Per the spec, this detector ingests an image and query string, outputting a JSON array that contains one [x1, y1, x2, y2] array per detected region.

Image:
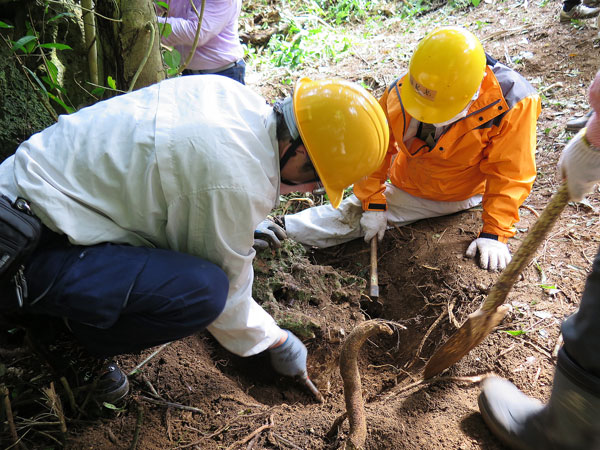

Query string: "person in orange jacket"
[[284, 26, 541, 271]]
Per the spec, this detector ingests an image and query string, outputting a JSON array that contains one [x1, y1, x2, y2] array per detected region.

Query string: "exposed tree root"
[[338, 320, 393, 450]]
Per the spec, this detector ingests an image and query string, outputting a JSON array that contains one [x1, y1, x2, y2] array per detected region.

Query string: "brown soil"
[[2, 1, 600, 449]]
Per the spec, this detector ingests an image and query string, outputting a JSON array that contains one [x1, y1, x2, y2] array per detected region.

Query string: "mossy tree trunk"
[[0, 0, 166, 161], [96, 0, 165, 93]]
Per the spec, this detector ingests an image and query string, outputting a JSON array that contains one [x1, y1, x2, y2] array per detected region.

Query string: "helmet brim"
[[401, 80, 472, 124], [293, 77, 388, 210]]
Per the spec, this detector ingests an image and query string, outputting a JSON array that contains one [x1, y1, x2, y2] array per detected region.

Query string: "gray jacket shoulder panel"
[[490, 60, 537, 109]]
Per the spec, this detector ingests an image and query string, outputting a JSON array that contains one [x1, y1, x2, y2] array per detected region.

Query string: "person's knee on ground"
[[157, 257, 229, 336], [68, 251, 229, 357], [73, 257, 228, 405], [478, 348, 600, 449]]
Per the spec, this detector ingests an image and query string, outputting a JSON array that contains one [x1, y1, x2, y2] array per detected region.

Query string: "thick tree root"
[[338, 320, 393, 450]]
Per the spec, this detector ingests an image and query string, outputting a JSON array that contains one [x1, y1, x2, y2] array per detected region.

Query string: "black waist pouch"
[[0, 195, 42, 306]]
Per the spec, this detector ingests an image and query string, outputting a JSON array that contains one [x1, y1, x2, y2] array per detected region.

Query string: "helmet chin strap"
[[431, 87, 481, 127]]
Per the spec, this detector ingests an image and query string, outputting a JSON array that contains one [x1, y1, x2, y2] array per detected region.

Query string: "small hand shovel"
[[423, 183, 570, 379]]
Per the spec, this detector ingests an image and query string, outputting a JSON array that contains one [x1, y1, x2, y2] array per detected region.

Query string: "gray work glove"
[[268, 330, 308, 378], [466, 237, 512, 271], [253, 218, 287, 251]]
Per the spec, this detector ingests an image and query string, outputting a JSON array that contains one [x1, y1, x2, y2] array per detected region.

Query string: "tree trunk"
[[96, 0, 165, 93]]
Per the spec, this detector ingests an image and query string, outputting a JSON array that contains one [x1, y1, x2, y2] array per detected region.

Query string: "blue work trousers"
[[2, 229, 228, 357]]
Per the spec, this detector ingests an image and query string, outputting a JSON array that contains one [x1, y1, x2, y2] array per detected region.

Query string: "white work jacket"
[[0, 75, 283, 356]]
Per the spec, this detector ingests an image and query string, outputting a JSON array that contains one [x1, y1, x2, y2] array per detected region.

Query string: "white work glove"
[[268, 330, 308, 378], [253, 218, 287, 251], [360, 211, 387, 243], [558, 71, 600, 201], [466, 237, 512, 271]]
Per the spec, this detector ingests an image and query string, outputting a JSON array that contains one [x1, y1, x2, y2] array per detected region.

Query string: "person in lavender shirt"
[[156, 0, 245, 84]]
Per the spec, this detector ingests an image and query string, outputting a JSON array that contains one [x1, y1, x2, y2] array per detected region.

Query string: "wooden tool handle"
[[482, 183, 570, 312], [369, 237, 379, 298]]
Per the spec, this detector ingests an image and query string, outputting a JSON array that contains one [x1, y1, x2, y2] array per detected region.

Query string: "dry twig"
[[129, 402, 144, 450], [2, 385, 26, 449], [406, 300, 455, 370], [225, 415, 274, 450], [385, 374, 487, 400], [43, 382, 67, 444], [326, 412, 348, 439], [219, 393, 263, 408], [517, 337, 553, 360], [129, 342, 171, 376], [520, 204, 540, 218], [59, 376, 83, 416], [269, 431, 304, 450], [140, 395, 204, 414]]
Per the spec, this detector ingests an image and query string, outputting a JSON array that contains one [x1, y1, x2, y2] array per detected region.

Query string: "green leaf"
[[47, 93, 74, 114], [158, 22, 172, 39], [12, 35, 37, 53], [155, 1, 170, 9], [103, 402, 126, 411], [107, 76, 117, 90], [91, 87, 105, 97], [39, 43, 73, 50], [539, 284, 557, 289], [0, 20, 14, 28], [41, 75, 58, 91], [501, 330, 526, 336], [163, 48, 181, 70], [46, 60, 59, 85], [23, 67, 48, 93], [471, 0, 481, 5]]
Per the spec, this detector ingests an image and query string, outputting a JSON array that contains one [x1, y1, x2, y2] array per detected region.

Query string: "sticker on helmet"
[[410, 74, 437, 101]]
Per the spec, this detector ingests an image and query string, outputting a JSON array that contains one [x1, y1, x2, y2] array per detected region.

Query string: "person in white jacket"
[[478, 71, 600, 449], [0, 75, 388, 403]]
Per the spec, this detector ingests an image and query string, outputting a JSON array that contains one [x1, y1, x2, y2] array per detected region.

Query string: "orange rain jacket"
[[354, 55, 541, 243]]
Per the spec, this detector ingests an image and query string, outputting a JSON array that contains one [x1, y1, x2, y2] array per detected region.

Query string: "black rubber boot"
[[94, 361, 130, 404], [566, 110, 593, 132], [478, 366, 600, 449]]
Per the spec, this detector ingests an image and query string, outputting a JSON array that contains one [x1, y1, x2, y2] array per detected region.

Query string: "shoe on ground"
[[479, 368, 600, 449], [566, 110, 593, 132], [478, 377, 547, 450], [560, 4, 600, 21], [95, 361, 129, 404]]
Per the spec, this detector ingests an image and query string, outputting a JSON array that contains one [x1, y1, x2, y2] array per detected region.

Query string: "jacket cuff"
[[479, 231, 509, 243], [365, 202, 387, 212]]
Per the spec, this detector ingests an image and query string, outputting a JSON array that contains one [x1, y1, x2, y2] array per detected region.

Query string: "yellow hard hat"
[[293, 77, 389, 208], [401, 26, 486, 124]]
